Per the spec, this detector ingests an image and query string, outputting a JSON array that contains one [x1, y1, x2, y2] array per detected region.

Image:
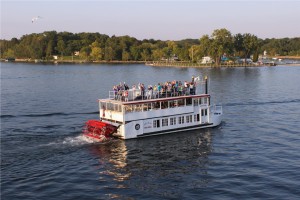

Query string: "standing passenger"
[[184, 81, 188, 95], [113, 85, 118, 100], [147, 85, 153, 99], [190, 83, 195, 95], [178, 85, 183, 96], [141, 84, 145, 98], [124, 90, 129, 102], [153, 85, 157, 98], [157, 83, 162, 98], [124, 82, 129, 90]]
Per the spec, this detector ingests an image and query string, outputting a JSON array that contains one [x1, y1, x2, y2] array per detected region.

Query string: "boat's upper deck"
[[97, 77, 212, 115], [100, 76, 209, 105]]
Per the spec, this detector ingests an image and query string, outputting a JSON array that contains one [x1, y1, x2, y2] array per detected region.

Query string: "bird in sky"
[[32, 16, 42, 23]]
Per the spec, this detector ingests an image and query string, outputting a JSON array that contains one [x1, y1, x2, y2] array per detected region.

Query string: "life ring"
[[135, 124, 140, 130]]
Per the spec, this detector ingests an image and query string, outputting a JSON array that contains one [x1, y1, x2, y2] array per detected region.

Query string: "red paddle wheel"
[[83, 120, 118, 141]]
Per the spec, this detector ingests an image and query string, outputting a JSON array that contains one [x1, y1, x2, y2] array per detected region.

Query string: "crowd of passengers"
[[113, 77, 197, 101]]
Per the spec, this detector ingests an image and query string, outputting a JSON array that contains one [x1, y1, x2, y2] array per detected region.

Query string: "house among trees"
[[201, 56, 214, 64], [161, 54, 179, 61], [170, 54, 179, 61]]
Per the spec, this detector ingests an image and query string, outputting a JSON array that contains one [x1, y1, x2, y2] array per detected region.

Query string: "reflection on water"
[[88, 139, 130, 180], [88, 130, 214, 198]]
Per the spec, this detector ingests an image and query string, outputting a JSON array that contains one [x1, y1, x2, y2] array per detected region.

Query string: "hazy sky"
[[1, 0, 300, 40]]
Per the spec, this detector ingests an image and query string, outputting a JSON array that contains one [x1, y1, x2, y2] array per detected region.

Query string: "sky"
[[1, 0, 300, 40]]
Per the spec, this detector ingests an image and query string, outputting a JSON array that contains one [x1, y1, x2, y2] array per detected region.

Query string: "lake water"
[[1, 62, 300, 199]]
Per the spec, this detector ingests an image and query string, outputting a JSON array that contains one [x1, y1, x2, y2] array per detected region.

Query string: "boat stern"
[[83, 120, 118, 142], [211, 105, 223, 126]]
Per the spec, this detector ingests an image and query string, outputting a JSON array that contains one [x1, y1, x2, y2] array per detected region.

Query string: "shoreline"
[[0, 58, 147, 64], [145, 61, 300, 67], [1, 59, 299, 67]]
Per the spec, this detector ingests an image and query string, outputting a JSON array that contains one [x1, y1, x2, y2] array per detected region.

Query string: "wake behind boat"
[[83, 76, 223, 141]]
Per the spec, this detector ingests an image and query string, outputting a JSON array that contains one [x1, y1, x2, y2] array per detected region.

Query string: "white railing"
[[107, 89, 200, 102]]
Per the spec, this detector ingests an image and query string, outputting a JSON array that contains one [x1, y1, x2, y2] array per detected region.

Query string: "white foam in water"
[[62, 135, 115, 146], [41, 135, 98, 147], [62, 135, 96, 146]]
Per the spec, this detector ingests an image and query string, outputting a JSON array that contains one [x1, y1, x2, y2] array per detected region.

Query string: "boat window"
[[124, 105, 133, 113], [161, 101, 168, 109], [107, 103, 114, 111], [193, 98, 199, 106], [173, 100, 178, 107], [114, 104, 122, 112], [153, 119, 160, 128], [106, 103, 109, 110], [186, 115, 192, 123], [177, 99, 184, 107], [201, 109, 208, 116], [186, 98, 192, 106], [194, 114, 200, 122], [142, 104, 148, 112], [162, 118, 168, 127], [169, 100, 176, 108], [202, 97, 208, 105], [151, 102, 160, 110], [134, 104, 143, 112], [170, 117, 176, 125], [100, 102, 106, 110], [178, 116, 184, 124], [144, 103, 151, 111]]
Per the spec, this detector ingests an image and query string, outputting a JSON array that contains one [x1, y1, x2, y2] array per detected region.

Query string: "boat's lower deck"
[[110, 106, 222, 139]]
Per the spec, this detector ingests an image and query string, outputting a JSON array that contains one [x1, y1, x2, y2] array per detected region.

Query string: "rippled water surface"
[[1, 63, 300, 199]]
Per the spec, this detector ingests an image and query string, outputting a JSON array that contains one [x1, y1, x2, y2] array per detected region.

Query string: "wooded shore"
[[3, 59, 299, 67], [0, 56, 300, 68]]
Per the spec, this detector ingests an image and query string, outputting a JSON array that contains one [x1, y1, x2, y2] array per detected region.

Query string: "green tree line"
[[1, 29, 299, 62]]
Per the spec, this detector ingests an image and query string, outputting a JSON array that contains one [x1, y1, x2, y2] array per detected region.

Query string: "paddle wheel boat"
[[83, 76, 222, 141]]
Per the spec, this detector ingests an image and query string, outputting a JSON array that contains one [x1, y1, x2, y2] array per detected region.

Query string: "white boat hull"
[[111, 105, 222, 139]]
